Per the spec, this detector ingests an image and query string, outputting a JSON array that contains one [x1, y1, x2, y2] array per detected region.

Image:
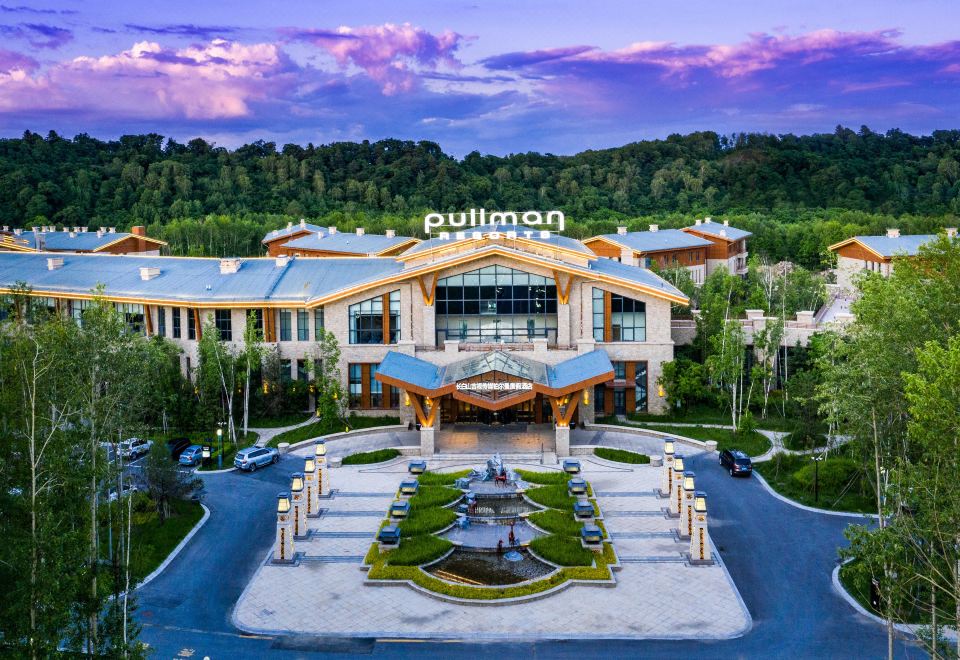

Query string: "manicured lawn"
[[408, 485, 462, 509], [611, 420, 771, 457], [417, 469, 471, 486], [267, 414, 400, 448], [528, 509, 583, 536], [385, 534, 453, 565], [524, 484, 577, 511], [342, 448, 400, 465], [515, 469, 570, 485], [126, 498, 204, 582], [248, 412, 314, 428], [594, 447, 650, 464], [397, 508, 458, 536], [753, 453, 877, 513], [624, 404, 817, 433], [529, 534, 595, 566], [782, 433, 829, 451]]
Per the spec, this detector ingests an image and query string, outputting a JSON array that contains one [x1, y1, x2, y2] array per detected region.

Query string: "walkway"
[[436, 423, 555, 454], [250, 414, 319, 448]]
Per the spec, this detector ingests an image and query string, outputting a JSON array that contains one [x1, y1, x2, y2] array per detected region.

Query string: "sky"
[[0, 0, 957, 156]]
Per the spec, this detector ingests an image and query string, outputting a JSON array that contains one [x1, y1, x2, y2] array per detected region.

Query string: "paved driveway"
[[136, 429, 919, 659]]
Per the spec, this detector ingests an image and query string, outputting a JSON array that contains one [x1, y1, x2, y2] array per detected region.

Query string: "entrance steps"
[[429, 452, 560, 465]]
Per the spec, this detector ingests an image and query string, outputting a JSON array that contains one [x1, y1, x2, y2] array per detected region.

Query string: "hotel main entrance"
[[440, 394, 575, 426]]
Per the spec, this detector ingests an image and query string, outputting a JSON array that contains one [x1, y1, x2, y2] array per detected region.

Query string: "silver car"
[[234, 446, 279, 472]]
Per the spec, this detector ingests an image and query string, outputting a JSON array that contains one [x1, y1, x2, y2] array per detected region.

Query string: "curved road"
[[136, 432, 921, 659]]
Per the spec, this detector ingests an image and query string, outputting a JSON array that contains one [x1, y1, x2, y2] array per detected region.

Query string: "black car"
[[166, 437, 191, 460], [719, 449, 752, 477]]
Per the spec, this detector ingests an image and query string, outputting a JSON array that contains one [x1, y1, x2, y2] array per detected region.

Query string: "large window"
[[157, 307, 166, 337], [279, 310, 291, 341], [116, 303, 144, 335], [297, 309, 308, 341], [215, 309, 232, 341], [349, 291, 400, 344], [435, 265, 557, 344], [187, 309, 196, 340], [280, 359, 292, 383], [297, 359, 308, 381], [369, 363, 383, 408], [314, 307, 325, 340], [71, 299, 91, 326], [348, 364, 362, 407], [635, 361, 648, 412], [592, 289, 646, 342], [172, 307, 181, 338]]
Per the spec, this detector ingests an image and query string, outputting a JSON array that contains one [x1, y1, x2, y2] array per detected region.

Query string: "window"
[[592, 288, 604, 341], [297, 359, 308, 381], [349, 291, 400, 344], [185, 356, 192, 379], [613, 361, 626, 380], [215, 309, 232, 341], [314, 307, 325, 340], [280, 359, 292, 383], [370, 363, 383, 408], [297, 309, 308, 341], [71, 299, 91, 326], [187, 309, 196, 340], [313, 359, 322, 380], [593, 289, 646, 342], [116, 303, 145, 335], [613, 389, 626, 415], [435, 265, 558, 344], [593, 384, 605, 415], [390, 385, 400, 409], [172, 307, 181, 338], [247, 309, 263, 336], [279, 310, 291, 341], [635, 361, 648, 412], [348, 364, 362, 407], [157, 307, 166, 337]]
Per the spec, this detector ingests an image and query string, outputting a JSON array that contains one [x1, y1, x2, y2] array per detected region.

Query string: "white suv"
[[119, 437, 153, 460]]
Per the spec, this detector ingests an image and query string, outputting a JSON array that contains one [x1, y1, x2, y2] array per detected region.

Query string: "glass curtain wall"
[[435, 265, 558, 344]]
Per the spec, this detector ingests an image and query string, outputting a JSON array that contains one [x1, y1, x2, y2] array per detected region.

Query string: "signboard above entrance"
[[456, 381, 534, 392], [424, 209, 565, 235]]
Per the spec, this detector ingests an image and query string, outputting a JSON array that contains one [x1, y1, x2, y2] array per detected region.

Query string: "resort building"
[[0, 226, 687, 455], [0, 225, 166, 255], [583, 225, 713, 284], [262, 221, 418, 257], [828, 228, 957, 291], [681, 218, 751, 276]]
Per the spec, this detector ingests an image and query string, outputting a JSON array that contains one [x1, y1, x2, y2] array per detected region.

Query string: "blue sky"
[[0, 0, 957, 155]]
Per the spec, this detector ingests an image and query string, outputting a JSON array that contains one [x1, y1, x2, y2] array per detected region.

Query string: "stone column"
[[304, 456, 320, 517], [274, 492, 294, 563], [290, 472, 307, 539], [555, 425, 570, 457], [689, 492, 711, 563], [422, 305, 436, 348], [556, 303, 571, 347], [668, 455, 685, 516], [679, 471, 695, 538], [660, 440, 675, 497], [420, 427, 435, 457]]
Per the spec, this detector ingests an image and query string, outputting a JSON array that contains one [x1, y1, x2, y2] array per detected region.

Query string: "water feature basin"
[[425, 548, 555, 586]]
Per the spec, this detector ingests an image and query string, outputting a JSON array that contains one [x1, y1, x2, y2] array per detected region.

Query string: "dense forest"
[[1, 126, 958, 268]]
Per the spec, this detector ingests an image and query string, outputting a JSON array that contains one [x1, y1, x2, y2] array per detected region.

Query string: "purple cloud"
[[480, 46, 596, 70], [0, 46, 36, 73], [0, 5, 77, 15], [0, 22, 72, 49], [124, 23, 240, 39]]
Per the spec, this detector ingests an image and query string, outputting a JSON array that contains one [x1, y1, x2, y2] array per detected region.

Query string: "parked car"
[[179, 445, 205, 467], [119, 437, 153, 460], [234, 446, 279, 472], [106, 480, 139, 502], [719, 449, 753, 477], [166, 437, 191, 460]]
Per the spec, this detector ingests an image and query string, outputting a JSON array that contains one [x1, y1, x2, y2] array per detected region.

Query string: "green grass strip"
[[594, 447, 650, 464], [341, 448, 400, 465], [515, 469, 571, 485]]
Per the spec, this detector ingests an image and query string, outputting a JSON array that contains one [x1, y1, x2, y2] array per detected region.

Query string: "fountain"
[[425, 454, 556, 586]]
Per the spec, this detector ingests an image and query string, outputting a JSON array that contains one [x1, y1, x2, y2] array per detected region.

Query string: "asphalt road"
[[136, 447, 924, 659]]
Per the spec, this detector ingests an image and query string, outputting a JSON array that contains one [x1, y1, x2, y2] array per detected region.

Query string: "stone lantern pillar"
[[274, 492, 294, 563], [315, 439, 327, 497], [679, 471, 696, 538], [290, 472, 307, 539], [660, 440, 675, 498], [668, 454, 685, 516], [689, 492, 712, 564], [304, 456, 320, 517]]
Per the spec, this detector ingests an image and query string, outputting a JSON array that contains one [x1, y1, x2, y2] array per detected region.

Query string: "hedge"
[[341, 448, 400, 465], [398, 507, 458, 536], [417, 469, 472, 486], [408, 485, 462, 509], [384, 534, 453, 566], [515, 469, 571, 485], [528, 509, 583, 536], [529, 534, 595, 566], [524, 484, 577, 511], [593, 447, 650, 464]]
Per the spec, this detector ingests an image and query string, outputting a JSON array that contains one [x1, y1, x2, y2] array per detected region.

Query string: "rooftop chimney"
[[69, 231, 76, 238], [139, 266, 161, 281], [132, 225, 146, 236], [275, 255, 291, 268], [946, 227, 957, 238], [72, 226, 80, 233], [31, 226, 40, 233], [299, 218, 306, 228], [719, 229, 727, 237], [695, 218, 703, 226], [47, 257, 64, 270], [616, 226, 628, 235], [1, 225, 7, 232], [80, 226, 88, 232], [886, 228, 900, 238], [356, 227, 365, 236], [704, 217, 712, 224], [14, 228, 22, 235], [385, 229, 396, 238], [108, 227, 116, 233], [96, 230, 104, 238], [62, 226, 69, 232], [648, 224, 659, 232], [219, 258, 241, 274], [287, 221, 293, 229], [723, 219, 729, 226], [328, 226, 337, 235], [99, 226, 106, 233]]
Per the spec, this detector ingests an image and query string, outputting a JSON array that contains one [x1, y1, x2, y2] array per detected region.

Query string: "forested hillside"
[[2, 126, 958, 268]]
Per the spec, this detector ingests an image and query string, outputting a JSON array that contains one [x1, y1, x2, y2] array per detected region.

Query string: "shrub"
[[530, 535, 595, 566], [397, 508, 458, 536], [594, 447, 650, 464], [385, 534, 453, 566], [515, 469, 570, 485], [408, 485, 461, 509], [791, 458, 862, 493], [417, 469, 472, 486], [524, 485, 576, 510], [341, 448, 400, 465], [528, 509, 583, 536]]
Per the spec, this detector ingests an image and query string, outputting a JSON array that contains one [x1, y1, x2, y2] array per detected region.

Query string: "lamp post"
[[304, 455, 320, 516], [689, 491, 711, 564], [669, 454, 685, 516], [216, 425, 224, 470], [315, 439, 327, 497], [660, 440, 675, 498], [290, 472, 306, 539], [274, 492, 294, 563], [811, 455, 824, 503], [680, 471, 696, 538]]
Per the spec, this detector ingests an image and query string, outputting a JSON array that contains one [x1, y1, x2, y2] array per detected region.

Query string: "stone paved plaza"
[[233, 445, 751, 640]]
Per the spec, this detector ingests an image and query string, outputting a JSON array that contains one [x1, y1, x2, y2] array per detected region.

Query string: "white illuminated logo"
[[456, 382, 533, 392], [424, 209, 565, 235]]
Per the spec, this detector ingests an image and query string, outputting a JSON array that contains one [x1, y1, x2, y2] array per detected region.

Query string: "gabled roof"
[[401, 224, 594, 260], [828, 234, 939, 258], [589, 229, 713, 254], [14, 230, 166, 252], [261, 222, 325, 245], [282, 231, 418, 255], [684, 222, 752, 241]]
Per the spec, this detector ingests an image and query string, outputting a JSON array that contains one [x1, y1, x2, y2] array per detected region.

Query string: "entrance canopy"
[[375, 349, 614, 412]]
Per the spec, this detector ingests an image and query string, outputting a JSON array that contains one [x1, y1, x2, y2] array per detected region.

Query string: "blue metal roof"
[[261, 222, 325, 245], [685, 222, 752, 241], [377, 352, 446, 390], [282, 231, 416, 255], [596, 229, 712, 253], [15, 231, 154, 252], [0, 252, 403, 304], [853, 235, 938, 257], [586, 254, 687, 300], [546, 350, 614, 389], [404, 224, 593, 257]]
